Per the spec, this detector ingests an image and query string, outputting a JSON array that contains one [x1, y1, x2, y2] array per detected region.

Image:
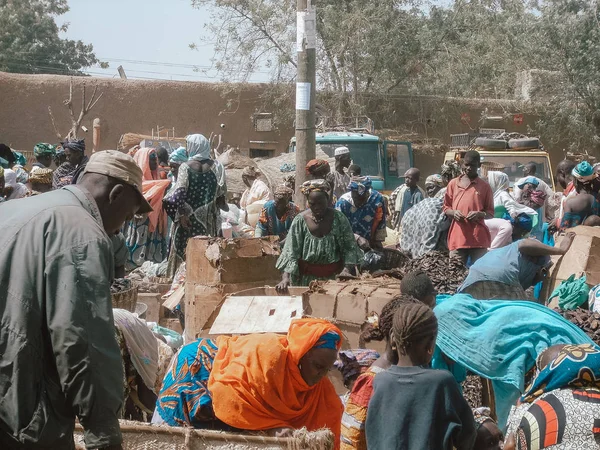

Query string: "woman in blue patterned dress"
[[254, 185, 299, 245], [163, 134, 227, 276], [335, 176, 387, 249]]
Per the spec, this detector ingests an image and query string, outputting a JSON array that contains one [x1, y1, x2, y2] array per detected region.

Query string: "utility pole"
[[294, 0, 316, 205]]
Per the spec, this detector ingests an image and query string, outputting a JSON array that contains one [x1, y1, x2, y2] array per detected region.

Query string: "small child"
[[400, 270, 436, 308], [365, 300, 476, 450]]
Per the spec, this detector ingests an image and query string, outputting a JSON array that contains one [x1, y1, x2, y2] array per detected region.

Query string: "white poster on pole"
[[296, 5, 316, 52], [296, 82, 311, 110]]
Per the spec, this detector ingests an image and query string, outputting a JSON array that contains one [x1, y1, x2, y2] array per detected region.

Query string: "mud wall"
[[0, 72, 570, 175], [0, 72, 292, 156]]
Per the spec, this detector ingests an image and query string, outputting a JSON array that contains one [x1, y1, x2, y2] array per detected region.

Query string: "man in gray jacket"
[[0, 151, 151, 450]]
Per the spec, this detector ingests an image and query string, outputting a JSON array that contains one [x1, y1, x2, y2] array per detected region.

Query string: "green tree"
[[533, 0, 600, 152], [0, 0, 104, 75]]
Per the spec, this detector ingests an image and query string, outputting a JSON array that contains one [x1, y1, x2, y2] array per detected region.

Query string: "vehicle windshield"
[[316, 142, 382, 178], [479, 154, 553, 188]]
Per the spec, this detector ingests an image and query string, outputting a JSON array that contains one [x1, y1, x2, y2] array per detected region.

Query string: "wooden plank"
[[209, 296, 303, 335], [162, 284, 185, 310]]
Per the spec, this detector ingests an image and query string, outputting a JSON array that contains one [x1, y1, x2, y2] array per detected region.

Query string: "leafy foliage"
[[193, 0, 600, 151], [0, 0, 103, 76]]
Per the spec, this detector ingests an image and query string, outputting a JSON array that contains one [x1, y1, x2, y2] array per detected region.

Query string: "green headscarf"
[[34, 143, 57, 158]]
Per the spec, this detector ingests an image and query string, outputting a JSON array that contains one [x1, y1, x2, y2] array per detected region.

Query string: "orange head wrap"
[[208, 318, 343, 446]]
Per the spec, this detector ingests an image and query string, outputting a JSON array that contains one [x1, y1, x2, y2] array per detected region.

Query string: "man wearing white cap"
[[332, 146, 352, 200], [0, 150, 150, 450]]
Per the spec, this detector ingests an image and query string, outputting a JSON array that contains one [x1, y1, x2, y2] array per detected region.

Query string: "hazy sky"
[[62, 0, 268, 82]]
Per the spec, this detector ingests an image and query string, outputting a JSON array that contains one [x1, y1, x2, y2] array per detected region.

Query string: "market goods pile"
[[555, 308, 600, 346], [401, 251, 468, 295]]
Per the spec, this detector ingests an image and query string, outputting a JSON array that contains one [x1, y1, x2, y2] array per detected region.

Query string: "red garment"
[[443, 175, 494, 251], [299, 259, 344, 277], [564, 181, 575, 196]]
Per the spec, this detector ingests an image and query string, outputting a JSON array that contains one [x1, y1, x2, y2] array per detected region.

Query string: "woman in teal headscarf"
[[432, 294, 596, 429], [163, 134, 227, 276], [561, 161, 600, 229]]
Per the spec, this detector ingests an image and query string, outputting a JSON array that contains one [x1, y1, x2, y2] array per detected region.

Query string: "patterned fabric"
[[155, 339, 220, 427], [61, 139, 85, 153], [306, 159, 330, 177], [52, 161, 76, 189], [399, 198, 448, 258], [426, 174, 444, 187], [340, 366, 384, 450], [33, 143, 56, 158], [124, 152, 171, 270], [335, 350, 380, 386], [273, 185, 294, 200], [472, 407, 495, 428], [276, 210, 363, 286], [560, 211, 584, 230], [124, 215, 169, 271], [336, 190, 387, 242], [461, 280, 528, 301], [521, 344, 600, 404], [254, 200, 300, 240], [300, 178, 331, 197], [347, 176, 372, 196], [12, 165, 28, 184], [187, 134, 211, 161], [441, 161, 462, 180], [29, 168, 53, 185], [313, 330, 341, 349], [169, 147, 188, 164], [572, 161, 596, 182], [12, 151, 27, 167], [507, 388, 600, 449], [163, 161, 226, 275], [390, 184, 426, 229]]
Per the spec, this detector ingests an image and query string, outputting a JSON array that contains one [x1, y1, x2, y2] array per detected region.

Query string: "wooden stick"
[[73, 422, 329, 445], [47, 106, 62, 140]]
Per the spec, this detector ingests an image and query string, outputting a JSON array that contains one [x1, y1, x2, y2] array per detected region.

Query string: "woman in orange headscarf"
[[123, 147, 171, 269], [154, 319, 343, 446]]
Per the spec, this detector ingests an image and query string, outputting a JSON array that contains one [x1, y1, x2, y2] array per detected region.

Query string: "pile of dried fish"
[[110, 278, 132, 294], [462, 375, 483, 409], [401, 251, 468, 295], [554, 308, 600, 346]]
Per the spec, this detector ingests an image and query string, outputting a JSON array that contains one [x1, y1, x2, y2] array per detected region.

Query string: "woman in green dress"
[[275, 179, 363, 292], [163, 134, 228, 276]]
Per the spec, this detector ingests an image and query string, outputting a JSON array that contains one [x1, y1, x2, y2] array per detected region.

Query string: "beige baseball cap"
[[83, 150, 153, 214]]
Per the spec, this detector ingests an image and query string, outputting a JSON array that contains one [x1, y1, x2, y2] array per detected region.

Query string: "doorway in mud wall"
[[250, 148, 275, 158]]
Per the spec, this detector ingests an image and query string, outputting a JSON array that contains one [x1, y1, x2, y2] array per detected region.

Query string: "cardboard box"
[[138, 292, 162, 324], [305, 279, 400, 353], [184, 281, 283, 342], [186, 236, 281, 285], [542, 226, 600, 300]]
